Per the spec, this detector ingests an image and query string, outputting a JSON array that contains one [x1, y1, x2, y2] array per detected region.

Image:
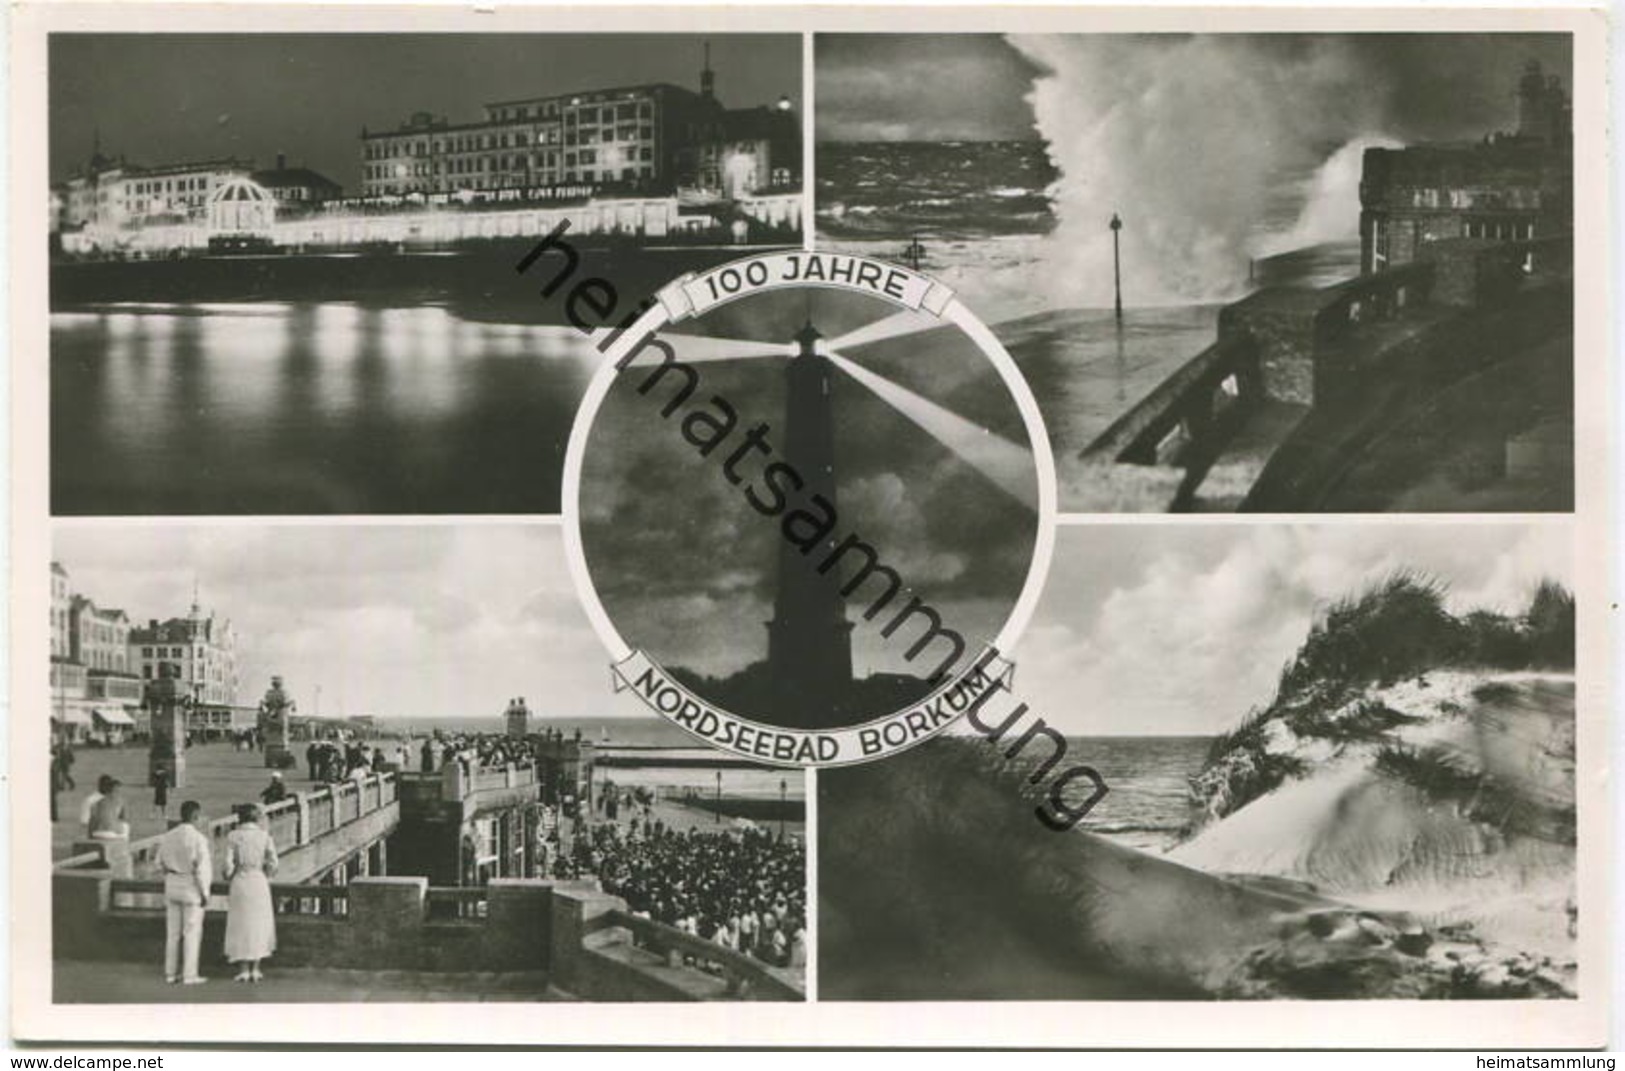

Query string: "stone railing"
[[436, 758, 541, 803], [58, 772, 399, 884], [594, 909, 805, 1002], [1312, 260, 1436, 342], [53, 873, 800, 1000], [1081, 333, 1262, 466]]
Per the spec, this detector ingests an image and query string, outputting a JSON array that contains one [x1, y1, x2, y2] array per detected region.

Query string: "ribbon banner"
[[658, 251, 957, 322], [612, 646, 1015, 768]]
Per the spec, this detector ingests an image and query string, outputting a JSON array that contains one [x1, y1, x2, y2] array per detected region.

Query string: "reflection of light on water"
[[827, 349, 1036, 510], [52, 301, 604, 511], [191, 302, 294, 317], [311, 304, 364, 414], [103, 313, 139, 341]]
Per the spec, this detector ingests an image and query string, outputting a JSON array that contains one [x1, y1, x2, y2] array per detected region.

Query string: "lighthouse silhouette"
[[764, 320, 855, 726]]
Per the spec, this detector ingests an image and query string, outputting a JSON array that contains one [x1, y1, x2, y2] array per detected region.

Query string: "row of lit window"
[[367, 124, 654, 160], [129, 176, 212, 195], [365, 148, 652, 182], [370, 165, 654, 193], [1463, 219, 1537, 240], [491, 99, 651, 124]]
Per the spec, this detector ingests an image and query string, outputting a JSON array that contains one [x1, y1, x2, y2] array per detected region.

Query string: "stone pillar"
[[145, 674, 186, 790], [485, 879, 554, 971], [52, 871, 112, 960], [443, 760, 466, 801], [1218, 292, 1322, 408], [549, 881, 626, 993], [347, 876, 427, 971]]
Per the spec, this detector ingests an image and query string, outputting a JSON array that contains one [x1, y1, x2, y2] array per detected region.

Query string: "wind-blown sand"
[[819, 673, 1576, 1000]]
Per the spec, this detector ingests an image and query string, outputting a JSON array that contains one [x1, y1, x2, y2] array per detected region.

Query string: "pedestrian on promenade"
[[158, 800, 212, 985], [224, 803, 278, 983], [259, 772, 288, 807], [305, 742, 319, 782], [49, 746, 63, 823], [79, 773, 113, 836], [153, 768, 171, 823], [89, 779, 130, 840], [53, 739, 77, 791]]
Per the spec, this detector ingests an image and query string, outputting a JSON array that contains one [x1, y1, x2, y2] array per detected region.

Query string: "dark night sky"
[[579, 288, 1038, 685], [816, 33, 1573, 142], [49, 34, 802, 189]]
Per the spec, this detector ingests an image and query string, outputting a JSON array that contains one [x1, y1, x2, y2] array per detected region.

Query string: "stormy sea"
[[816, 140, 1365, 510]]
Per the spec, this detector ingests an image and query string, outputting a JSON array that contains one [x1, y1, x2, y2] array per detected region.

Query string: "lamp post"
[[1110, 212, 1124, 323], [778, 778, 787, 841], [714, 769, 722, 823]]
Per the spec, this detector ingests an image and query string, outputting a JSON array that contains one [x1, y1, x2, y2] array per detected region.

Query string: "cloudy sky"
[[50, 34, 802, 188], [1011, 523, 1573, 737], [816, 33, 1572, 143], [52, 523, 649, 723]]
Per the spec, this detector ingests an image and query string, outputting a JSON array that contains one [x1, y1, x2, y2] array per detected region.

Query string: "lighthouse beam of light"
[[825, 349, 1036, 511], [604, 329, 793, 364], [825, 309, 951, 352]]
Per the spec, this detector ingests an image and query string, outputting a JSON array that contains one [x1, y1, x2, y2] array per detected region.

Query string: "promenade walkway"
[[54, 961, 571, 1003], [52, 742, 355, 860]]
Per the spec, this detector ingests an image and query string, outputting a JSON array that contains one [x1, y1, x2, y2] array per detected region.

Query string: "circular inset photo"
[[564, 253, 1054, 765]]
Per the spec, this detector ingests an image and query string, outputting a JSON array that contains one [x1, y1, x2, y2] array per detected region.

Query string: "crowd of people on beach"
[[558, 821, 807, 970]]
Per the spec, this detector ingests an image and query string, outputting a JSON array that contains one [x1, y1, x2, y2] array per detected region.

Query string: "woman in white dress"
[[224, 803, 279, 982]]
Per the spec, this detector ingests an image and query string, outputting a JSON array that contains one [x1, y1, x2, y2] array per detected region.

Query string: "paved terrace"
[[53, 741, 359, 860], [55, 961, 569, 1003]]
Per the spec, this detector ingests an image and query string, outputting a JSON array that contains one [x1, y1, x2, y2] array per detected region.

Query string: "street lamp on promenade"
[[778, 778, 787, 841], [1110, 212, 1124, 323], [714, 769, 722, 823]]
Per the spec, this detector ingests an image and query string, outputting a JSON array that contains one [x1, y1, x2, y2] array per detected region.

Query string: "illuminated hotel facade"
[[358, 61, 798, 200]]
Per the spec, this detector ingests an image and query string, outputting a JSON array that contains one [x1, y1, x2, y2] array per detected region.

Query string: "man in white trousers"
[[156, 799, 212, 985]]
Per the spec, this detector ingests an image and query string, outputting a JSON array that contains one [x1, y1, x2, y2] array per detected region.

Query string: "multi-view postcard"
[[9, 4, 1612, 1052]]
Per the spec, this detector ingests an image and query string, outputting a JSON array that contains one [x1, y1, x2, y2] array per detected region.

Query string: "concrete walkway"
[[52, 742, 352, 860], [55, 960, 572, 1003]]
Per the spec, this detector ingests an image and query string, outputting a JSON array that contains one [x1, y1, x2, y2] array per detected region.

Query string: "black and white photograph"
[[11, 4, 1613, 1053], [49, 33, 803, 515], [816, 34, 1574, 512], [48, 524, 807, 1003], [820, 522, 1578, 1001]]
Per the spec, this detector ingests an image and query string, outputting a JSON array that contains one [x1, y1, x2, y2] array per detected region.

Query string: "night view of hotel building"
[[51, 51, 800, 257], [358, 56, 798, 200]]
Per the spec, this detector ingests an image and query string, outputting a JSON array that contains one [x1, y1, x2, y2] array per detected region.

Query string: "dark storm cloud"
[[50, 34, 802, 187], [815, 35, 1045, 142], [817, 32, 1571, 144]]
